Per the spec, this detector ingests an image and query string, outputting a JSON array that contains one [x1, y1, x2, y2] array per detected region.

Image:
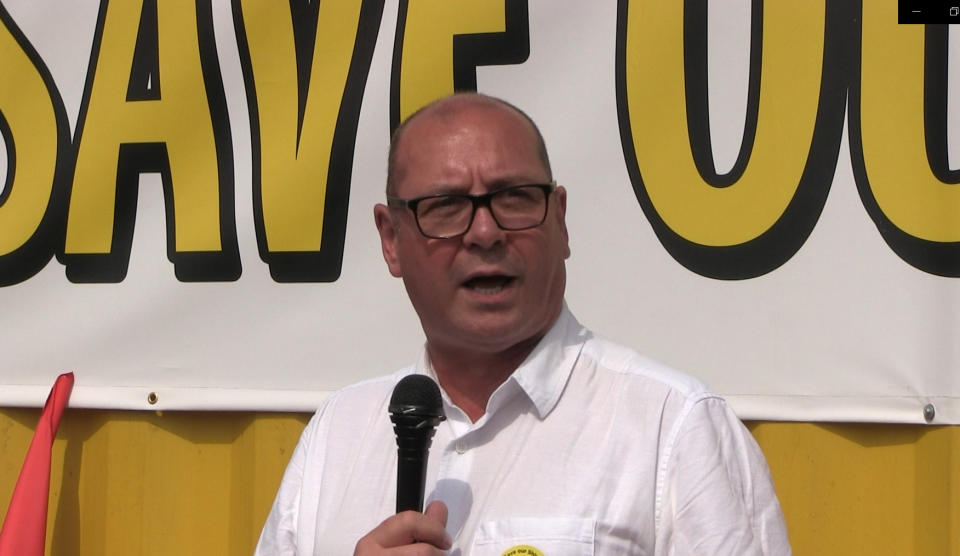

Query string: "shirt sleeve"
[[655, 396, 791, 556], [254, 401, 331, 556]]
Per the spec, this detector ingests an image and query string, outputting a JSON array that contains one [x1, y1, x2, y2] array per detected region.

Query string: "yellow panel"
[[749, 422, 959, 555], [0, 410, 308, 556], [1, 410, 958, 555]]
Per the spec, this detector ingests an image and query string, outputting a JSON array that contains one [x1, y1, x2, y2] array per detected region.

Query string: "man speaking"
[[255, 93, 790, 555]]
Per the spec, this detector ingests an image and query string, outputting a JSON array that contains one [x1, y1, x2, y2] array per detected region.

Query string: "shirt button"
[[455, 441, 466, 454]]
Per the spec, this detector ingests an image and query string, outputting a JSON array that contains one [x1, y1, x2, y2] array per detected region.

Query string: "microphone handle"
[[391, 412, 442, 513], [396, 447, 428, 513]]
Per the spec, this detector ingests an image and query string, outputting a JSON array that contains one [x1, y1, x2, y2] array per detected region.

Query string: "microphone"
[[389, 374, 446, 513]]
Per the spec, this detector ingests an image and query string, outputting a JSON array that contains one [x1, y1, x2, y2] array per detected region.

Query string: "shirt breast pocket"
[[470, 517, 595, 556]]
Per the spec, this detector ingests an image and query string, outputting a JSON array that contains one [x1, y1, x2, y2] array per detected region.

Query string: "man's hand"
[[354, 500, 451, 555]]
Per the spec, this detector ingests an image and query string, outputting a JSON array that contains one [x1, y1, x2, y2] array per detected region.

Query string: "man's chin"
[[442, 312, 545, 352]]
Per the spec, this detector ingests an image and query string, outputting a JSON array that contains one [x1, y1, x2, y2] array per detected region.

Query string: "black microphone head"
[[389, 374, 444, 418]]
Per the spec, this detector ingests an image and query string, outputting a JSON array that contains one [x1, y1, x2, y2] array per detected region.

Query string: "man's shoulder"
[[578, 332, 712, 401], [298, 367, 418, 450], [322, 367, 415, 406]]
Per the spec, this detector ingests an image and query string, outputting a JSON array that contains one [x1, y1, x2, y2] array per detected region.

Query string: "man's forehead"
[[394, 111, 543, 187], [387, 93, 552, 196], [396, 99, 541, 168], [403, 96, 531, 138]]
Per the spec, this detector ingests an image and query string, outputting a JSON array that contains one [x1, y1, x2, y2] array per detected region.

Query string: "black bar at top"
[[899, 0, 960, 24]]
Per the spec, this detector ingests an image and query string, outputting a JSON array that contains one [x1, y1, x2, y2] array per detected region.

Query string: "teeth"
[[471, 283, 505, 294], [465, 276, 511, 294]]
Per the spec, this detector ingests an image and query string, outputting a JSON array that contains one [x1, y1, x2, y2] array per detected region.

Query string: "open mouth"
[[463, 275, 515, 294]]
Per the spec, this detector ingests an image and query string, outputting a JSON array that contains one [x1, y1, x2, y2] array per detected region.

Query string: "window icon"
[[952, 6, 960, 16]]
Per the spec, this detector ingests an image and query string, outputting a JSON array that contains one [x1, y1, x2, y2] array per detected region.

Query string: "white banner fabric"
[[0, 1, 957, 423]]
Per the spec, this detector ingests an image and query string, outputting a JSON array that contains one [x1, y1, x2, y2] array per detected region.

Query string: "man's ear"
[[555, 186, 571, 259], [374, 204, 403, 277]]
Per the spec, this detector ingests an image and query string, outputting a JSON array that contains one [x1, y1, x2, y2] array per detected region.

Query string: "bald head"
[[386, 93, 552, 196]]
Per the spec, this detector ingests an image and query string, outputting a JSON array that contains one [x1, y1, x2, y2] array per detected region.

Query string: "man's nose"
[[462, 205, 505, 249]]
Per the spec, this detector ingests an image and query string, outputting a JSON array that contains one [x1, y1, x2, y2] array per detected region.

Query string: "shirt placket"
[[432, 405, 477, 545]]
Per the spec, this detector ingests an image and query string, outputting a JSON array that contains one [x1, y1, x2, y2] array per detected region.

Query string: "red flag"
[[0, 372, 74, 556]]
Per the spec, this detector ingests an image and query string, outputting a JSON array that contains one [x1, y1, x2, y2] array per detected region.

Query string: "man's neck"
[[427, 336, 541, 423]]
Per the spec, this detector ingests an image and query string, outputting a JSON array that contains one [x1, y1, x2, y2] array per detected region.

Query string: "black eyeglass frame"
[[386, 182, 558, 239]]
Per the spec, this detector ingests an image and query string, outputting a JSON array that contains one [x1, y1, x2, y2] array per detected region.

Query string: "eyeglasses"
[[387, 182, 557, 239]]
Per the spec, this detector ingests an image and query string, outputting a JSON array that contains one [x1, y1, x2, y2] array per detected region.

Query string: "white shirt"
[[255, 308, 791, 555]]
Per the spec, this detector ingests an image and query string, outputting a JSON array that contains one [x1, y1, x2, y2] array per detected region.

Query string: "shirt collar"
[[510, 304, 588, 419], [413, 304, 588, 421]]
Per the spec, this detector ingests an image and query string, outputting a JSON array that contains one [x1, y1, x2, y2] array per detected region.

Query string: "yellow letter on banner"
[[851, 2, 960, 276], [616, 1, 847, 279], [63, 0, 238, 282], [0, 6, 70, 286], [234, 0, 383, 282], [391, 0, 529, 127]]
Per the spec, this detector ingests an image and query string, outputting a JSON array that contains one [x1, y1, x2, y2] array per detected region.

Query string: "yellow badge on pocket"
[[501, 545, 545, 556]]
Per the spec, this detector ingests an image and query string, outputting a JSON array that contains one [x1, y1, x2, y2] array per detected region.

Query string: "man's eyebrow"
[[486, 174, 548, 188], [419, 175, 547, 196], [421, 183, 471, 195]]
